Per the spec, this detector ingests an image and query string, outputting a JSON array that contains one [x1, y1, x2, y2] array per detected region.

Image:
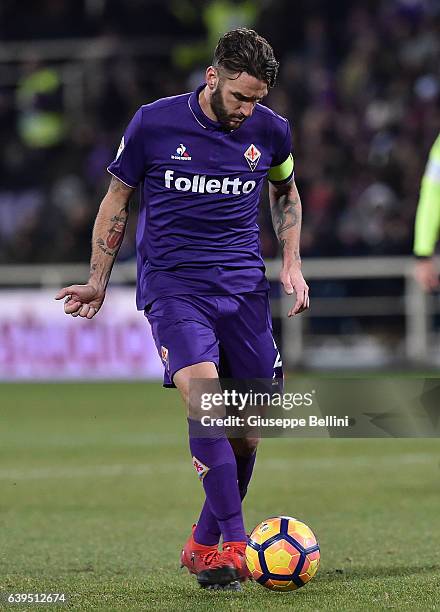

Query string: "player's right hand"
[[54, 283, 105, 319], [414, 258, 439, 292]]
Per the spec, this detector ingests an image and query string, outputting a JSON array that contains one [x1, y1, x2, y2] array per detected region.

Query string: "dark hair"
[[213, 28, 279, 88]]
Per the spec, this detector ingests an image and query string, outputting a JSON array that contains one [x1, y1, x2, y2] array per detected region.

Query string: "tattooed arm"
[[55, 176, 134, 318], [269, 179, 309, 316], [89, 176, 132, 290]]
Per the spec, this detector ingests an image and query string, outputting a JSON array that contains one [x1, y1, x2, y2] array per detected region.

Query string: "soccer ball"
[[246, 516, 320, 591]]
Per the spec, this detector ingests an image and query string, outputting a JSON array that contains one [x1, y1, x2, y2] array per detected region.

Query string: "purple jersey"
[[107, 83, 294, 309]]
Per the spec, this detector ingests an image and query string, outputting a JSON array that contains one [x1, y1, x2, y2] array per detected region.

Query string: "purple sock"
[[195, 500, 221, 546], [189, 420, 246, 544], [194, 450, 257, 545]]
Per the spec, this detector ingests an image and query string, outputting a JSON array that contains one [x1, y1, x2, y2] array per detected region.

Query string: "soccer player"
[[414, 134, 440, 290], [55, 28, 309, 589]]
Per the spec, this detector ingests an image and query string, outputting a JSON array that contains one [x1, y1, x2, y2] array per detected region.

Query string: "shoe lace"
[[200, 549, 222, 566], [207, 546, 244, 570]]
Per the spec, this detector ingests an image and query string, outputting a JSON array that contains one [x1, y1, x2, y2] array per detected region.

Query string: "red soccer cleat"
[[196, 541, 250, 587], [222, 542, 251, 581], [180, 525, 220, 576]]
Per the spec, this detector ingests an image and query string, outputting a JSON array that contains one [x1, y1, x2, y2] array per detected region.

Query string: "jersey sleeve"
[[413, 134, 440, 257], [268, 119, 294, 185], [107, 107, 146, 188]]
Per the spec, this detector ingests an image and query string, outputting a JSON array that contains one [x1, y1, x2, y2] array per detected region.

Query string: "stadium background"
[[1, 0, 440, 375], [1, 2, 440, 610]]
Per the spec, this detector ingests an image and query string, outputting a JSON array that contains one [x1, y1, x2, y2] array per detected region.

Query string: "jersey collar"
[[188, 83, 225, 132]]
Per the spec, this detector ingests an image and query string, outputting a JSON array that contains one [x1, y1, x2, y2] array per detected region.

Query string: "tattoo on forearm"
[[97, 236, 118, 257], [273, 195, 299, 239], [106, 217, 126, 249], [94, 211, 128, 257]]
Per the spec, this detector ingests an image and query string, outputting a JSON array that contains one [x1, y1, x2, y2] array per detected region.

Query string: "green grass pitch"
[[0, 382, 439, 611]]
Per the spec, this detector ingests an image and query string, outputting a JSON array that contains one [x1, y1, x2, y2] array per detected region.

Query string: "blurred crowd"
[[0, 0, 439, 264]]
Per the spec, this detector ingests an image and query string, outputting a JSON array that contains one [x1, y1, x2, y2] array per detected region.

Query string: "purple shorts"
[[145, 291, 283, 387]]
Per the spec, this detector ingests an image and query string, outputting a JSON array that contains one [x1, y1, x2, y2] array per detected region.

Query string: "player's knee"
[[173, 362, 220, 415]]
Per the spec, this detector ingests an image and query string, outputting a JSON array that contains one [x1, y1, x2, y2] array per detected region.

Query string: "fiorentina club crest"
[[192, 456, 210, 481], [244, 144, 261, 171], [160, 345, 169, 370]]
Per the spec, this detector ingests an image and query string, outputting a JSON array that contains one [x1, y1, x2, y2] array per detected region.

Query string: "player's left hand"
[[280, 265, 309, 316]]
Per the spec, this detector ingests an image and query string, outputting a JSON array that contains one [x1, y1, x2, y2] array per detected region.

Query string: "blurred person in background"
[[413, 133, 440, 291], [172, 0, 259, 74], [16, 60, 66, 151]]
